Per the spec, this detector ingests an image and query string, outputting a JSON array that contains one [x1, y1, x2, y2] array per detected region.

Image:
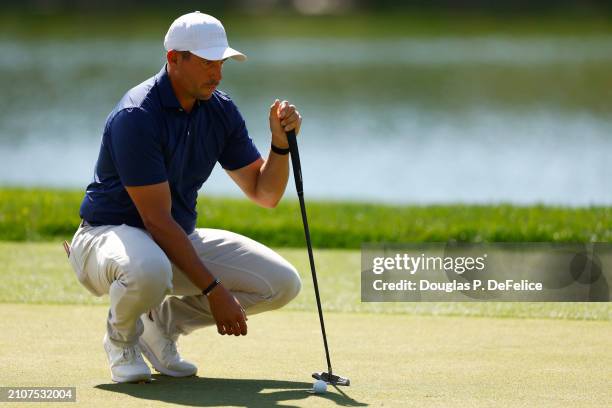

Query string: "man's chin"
[[199, 91, 215, 100]]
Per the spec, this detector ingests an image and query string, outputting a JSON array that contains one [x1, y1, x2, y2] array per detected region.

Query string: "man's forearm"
[[143, 215, 216, 290], [254, 150, 290, 208]]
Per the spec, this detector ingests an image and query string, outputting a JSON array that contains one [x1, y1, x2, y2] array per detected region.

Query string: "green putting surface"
[[0, 304, 610, 407], [1, 242, 611, 406]]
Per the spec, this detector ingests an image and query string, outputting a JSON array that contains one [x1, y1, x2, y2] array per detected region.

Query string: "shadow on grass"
[[95, 375, 368, 407]]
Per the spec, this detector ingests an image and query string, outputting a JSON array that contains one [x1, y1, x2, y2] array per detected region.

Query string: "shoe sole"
[[138, 339, 197, 378]]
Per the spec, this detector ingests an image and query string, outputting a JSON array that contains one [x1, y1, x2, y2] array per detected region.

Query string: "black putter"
[[286, 129, 350, 387]]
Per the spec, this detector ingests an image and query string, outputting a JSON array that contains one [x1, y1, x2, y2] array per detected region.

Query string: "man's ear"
[[166, 50, 179, 66]]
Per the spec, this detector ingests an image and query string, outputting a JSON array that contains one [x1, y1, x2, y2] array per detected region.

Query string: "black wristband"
[[202, 278, 221, 297], [271, 143, 290, 155]]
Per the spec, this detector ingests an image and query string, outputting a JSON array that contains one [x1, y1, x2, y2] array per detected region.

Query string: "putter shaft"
[[286, 130, 333, 374], [286, 130, 349, 386]]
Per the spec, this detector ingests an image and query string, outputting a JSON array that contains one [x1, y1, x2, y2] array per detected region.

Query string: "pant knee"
[[272, 264, 302, 307], [126, 256, 173, 300], [286, 265, 302, 300]]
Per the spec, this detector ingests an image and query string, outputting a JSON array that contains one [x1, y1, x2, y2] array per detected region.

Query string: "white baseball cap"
[[164, 11, 246, 62]]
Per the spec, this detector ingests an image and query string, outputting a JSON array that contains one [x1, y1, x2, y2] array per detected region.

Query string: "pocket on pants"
[[68, 246, 104, 297]]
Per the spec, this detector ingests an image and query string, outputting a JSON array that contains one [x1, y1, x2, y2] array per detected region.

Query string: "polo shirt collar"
[[156, 64, 183, 110]]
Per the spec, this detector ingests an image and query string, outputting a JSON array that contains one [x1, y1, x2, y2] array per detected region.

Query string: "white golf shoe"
[[103, 333, 151, 383], [138, 313, 198, 377]]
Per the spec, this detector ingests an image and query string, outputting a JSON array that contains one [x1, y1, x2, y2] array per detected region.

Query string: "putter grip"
[[286, 130, 304, 195]]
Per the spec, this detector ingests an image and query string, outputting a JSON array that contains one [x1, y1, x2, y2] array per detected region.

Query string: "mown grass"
[[1, 242, 610, 320], [0, 188, 610, 248], [1, 304, 611, 407]]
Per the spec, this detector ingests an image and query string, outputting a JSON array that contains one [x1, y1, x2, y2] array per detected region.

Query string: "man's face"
[[173, 51, 226, 100]]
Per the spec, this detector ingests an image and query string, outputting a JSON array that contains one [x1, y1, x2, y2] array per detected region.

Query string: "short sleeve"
[[218, 100, 261, 170], [107, 108, 167, 187]]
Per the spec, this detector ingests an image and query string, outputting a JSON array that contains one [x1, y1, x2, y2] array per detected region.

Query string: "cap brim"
[[191, 46, 247, 62]]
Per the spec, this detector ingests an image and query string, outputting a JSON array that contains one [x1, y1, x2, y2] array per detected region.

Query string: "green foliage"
[[0, 188, 610, 247], [2, 12, 612, 39]]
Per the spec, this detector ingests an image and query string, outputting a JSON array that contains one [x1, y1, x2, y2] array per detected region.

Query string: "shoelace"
[[162, 339, 179, 361], [120, 345, 143, 363]]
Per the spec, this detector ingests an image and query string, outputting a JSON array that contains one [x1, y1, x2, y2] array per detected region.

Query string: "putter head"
[[312, 371, 350, 386]]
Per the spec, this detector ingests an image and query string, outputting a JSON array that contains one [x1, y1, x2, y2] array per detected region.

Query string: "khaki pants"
[[68, 223, 302, 346]]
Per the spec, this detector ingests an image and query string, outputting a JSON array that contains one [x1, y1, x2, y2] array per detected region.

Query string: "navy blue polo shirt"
[[79, 65, 261, 234]]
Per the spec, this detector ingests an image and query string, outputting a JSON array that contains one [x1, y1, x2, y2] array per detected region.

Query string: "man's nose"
[[213, 61, 223, 82]]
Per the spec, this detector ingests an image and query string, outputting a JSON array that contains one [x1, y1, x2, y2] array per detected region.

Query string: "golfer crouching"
[[66, 11, 302, 383]]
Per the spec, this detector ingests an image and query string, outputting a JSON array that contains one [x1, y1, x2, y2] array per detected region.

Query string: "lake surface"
[[1, 36, 611, 205]]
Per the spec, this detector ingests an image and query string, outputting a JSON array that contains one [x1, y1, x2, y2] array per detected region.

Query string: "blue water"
[[1, 37, 611, 205]]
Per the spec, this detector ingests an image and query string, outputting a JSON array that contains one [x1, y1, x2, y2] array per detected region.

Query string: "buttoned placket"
[[178, 105, 191, 139], [173, 106, 193, 181]]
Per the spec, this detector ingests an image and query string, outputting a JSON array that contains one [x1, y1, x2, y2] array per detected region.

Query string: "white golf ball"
[[313, 379, 327, 394]]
